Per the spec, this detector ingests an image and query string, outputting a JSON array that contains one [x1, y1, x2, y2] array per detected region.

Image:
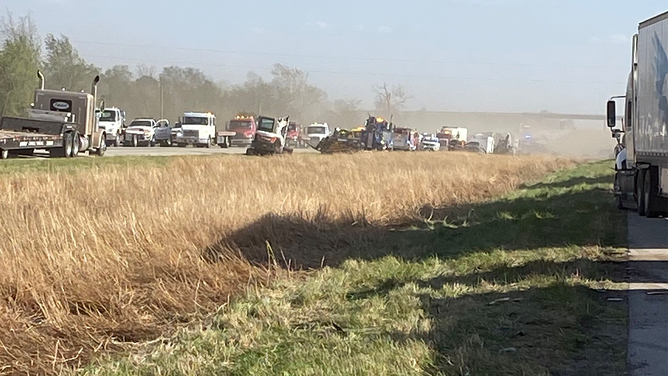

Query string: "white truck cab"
[[97, 107, 126, 147], [305, 123, 330, 147], [176, 112, 216, 148]]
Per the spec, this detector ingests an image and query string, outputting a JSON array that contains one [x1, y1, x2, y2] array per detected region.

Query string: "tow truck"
[[0, 71, 107, 159], [362, 116, 393, 151], [437, 127, 467, 150], [225, 115, 257, 147], [392, 127, 419, 151]]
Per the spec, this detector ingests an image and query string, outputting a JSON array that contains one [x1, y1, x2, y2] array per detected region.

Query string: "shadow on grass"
[[519, 175, 613, 191], [345, 257, 630, 375], [205, 183, 626, 269], [414, 283, 626, 376]]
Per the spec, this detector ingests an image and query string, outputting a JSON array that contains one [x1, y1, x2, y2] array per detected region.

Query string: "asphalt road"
[[627, 214, 668, 376], [104, 145, 318, 157]]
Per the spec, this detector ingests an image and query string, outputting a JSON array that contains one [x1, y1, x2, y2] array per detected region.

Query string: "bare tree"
[[373, 82, 412, 119], [332, 98, 362, 127]]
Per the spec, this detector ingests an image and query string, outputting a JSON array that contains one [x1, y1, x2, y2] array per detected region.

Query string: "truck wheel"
[[50, 132, 72, 158], [113, 133, 121, 147], [644, 167, 666, 218], [132, 135, 138, 148], [178, 143, 187, 148], [96, 138, 107, 156], [637, 170, 647, 216], [72, 133, 81, 157], [0, 149, 8, 159], [64, 132, 73, 158], [206, 137, 211, 148]]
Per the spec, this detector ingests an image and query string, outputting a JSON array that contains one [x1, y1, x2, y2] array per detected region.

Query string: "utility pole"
[[159, 75, 164, 119]]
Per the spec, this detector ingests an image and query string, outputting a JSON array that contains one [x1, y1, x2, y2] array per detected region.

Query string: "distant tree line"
[[0, 13, 411, 127]]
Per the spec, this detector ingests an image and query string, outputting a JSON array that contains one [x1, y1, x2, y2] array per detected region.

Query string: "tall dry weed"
[[0, 152, 569, 374]]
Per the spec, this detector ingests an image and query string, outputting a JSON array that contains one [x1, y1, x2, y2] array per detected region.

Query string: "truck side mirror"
[[606, 100, 616, 128]]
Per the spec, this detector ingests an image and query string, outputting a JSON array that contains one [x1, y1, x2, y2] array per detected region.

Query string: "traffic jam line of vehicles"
[[608, 10, 668, 218], [0, 71, 522, 160]]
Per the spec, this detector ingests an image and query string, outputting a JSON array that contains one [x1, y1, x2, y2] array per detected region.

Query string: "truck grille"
[[183, 130, 199, 137]]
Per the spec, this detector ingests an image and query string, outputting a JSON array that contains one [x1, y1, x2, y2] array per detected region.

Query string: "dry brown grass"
[[0, 152, 569, 375]]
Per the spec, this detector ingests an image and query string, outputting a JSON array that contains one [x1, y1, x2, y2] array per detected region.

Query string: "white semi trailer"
[[608, 11, 668, 217]]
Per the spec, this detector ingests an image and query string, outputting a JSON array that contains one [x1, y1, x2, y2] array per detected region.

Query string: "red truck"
[[286, 122, 306, 148], [226, 115, 257, 147]]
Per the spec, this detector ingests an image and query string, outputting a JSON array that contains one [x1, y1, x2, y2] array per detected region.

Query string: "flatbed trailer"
[[0, 117, 73, 159]]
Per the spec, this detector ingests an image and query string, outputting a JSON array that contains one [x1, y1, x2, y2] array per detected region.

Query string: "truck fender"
[[92, 130, 106, 150]]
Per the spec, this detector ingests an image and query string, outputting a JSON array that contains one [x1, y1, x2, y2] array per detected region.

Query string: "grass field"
[[81, 159, 628, 376], [0, 153, 623, 375]]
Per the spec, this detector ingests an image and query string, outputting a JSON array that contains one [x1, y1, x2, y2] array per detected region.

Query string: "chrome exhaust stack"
[[91, 75, 100, 105], [37, 70, 45, 90]]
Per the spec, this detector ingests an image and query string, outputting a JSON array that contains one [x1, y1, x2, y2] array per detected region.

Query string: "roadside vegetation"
[[81, 159, 627, 376], [0, 152, 569, 375]]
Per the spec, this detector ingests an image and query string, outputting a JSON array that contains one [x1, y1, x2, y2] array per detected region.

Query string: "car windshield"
[[228, 120, 252, 130], [258, 118, 275, 132], [130, 120, 152, 127], [307, 126, 326, 134], [99, 110, 117, 122]]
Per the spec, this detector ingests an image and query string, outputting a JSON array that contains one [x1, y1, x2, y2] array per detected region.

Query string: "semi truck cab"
[[607, 13, 668, 217], [177, 112, 217, 148]]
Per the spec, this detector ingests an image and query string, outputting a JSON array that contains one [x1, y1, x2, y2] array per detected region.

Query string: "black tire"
[[96, 137, 107, 156], [0, 149, 9, 160], [113, 133, 121, 147], [617, 196, 625, 210], [637, 170, 647, 216], [206, 137, 211, 148], [132, 135, 138, 148], [64, 132, 73, 158], [644, 167, 666, 218], [50, 132, 72, 158], [71, 132, 80, 157], [178, 143, 187, 148]]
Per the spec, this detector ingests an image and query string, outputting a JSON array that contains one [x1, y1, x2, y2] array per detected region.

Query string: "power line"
[[72, 39, 629, 70], [82, 53, 626, 86]]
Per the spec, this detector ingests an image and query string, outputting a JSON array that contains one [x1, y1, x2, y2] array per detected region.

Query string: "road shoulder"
[[627, 214, 668, 376]]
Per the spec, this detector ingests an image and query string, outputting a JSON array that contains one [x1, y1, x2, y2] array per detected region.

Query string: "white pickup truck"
[[124, 118, 158, 147], [97, 107, 126, 147]]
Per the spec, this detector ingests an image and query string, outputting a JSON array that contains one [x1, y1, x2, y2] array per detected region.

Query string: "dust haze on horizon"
[[4, 0, 667, 114]]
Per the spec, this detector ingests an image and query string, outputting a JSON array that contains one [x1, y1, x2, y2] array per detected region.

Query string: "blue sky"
[[4, 0, 668, 113]]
